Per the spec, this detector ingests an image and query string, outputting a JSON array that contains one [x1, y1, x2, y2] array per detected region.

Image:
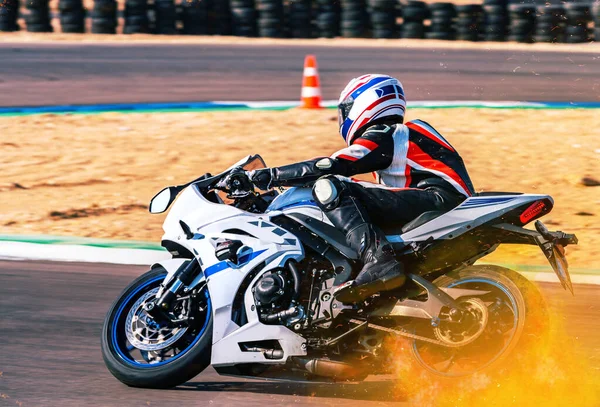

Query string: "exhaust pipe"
[[294, 357, 365, 381]]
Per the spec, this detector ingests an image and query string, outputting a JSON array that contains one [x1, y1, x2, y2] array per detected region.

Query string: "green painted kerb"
[[0, 234, 165, 251]]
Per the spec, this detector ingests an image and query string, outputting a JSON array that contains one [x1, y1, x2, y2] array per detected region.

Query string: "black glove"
[[247, 168, 273, 190]]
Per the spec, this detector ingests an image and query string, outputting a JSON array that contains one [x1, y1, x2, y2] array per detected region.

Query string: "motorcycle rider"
[[248, 74, 475, 303]]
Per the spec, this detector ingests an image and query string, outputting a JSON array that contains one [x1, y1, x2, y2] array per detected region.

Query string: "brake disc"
[[125, 288, 188, 352], [433, 297, 489, 347]]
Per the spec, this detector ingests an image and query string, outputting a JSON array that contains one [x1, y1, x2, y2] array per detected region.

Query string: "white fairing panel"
[[161, 184, 307, 367], [389, 194, 552, 243]]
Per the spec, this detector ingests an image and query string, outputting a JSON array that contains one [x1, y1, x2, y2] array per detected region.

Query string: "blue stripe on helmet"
[[341, 117, 354, 142], [349, 76, 390, 100], [376, 84, 398, 98]]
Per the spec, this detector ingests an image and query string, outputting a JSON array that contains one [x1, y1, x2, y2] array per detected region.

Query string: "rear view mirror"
[[149, 187, 175, 214]]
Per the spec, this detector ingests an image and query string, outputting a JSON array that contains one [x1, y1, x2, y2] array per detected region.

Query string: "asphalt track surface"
[[0, 260, 598, 407], [0, 43, 599, 106]]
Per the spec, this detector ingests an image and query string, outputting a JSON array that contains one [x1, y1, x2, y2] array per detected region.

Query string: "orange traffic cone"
[[300, 55, 322, 109]]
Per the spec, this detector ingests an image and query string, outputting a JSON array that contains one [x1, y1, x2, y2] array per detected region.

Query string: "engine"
[[253, 268, 304, 327], [254, 272, 287, 306]]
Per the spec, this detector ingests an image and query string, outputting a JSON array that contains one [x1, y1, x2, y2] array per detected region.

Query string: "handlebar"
[[214, 167, 255, 199]]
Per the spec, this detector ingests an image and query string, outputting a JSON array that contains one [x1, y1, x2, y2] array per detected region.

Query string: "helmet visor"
[[338, 98, 354, 127]]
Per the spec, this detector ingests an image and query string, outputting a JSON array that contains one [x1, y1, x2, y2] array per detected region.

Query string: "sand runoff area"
[[1, 107, 599, 269]]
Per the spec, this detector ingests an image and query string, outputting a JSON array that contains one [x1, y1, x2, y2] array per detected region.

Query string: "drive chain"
[[349, 319, 452, 347]]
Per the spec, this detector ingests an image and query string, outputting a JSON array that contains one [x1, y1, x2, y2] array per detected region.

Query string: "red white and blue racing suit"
[[262, 119, 474, 225]]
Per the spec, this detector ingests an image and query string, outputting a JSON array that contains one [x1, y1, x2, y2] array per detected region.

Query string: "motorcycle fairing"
[[390, 194, 553, 243], [159, 185, 308, 367]]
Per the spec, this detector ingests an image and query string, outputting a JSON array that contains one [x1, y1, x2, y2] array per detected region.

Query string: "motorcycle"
[[101, 154, 578, 388]]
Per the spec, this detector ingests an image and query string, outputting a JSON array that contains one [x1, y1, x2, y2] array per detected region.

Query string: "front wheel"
[[101, 267, 213, 388], [410, 265, 548, 377]]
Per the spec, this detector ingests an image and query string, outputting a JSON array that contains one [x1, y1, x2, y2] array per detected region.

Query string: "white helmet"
[[338, 74, 406, 145]]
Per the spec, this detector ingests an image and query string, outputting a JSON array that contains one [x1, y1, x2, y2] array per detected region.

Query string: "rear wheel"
[[101, 267, 213, 388], [411, 265, 547, 377]]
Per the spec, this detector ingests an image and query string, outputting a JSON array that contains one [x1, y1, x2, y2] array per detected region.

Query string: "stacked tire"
[[340, 0, 368, 38], [315, 0, 340, 38], [59, 0, 86, 33], [368, 0, 397, 39], [180, 0, 208, 35], [208, 0, 231, 35], [123, 0, 150, 34], [507, 4, 535, 43], [455, 5, 483, 41], [0, 0, 19, 32], [534, 5, 565, 43], [401, 0, 428, 39], [91, 0, 117, 34], [288, 0, 312, 38], [564, 3, 591, 43], [483, 0, 508, 42], [593, 3, 600, 42], [230, 0, 256, 37], [153, 0, 177, 34], [256, 0, 283, 38], [24, 0, 52, 32], [426, 2, 456, 40]]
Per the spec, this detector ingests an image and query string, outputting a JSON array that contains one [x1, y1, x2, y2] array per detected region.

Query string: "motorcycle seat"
[[400, 211, 445, 233], [380, 210, 446, 236]]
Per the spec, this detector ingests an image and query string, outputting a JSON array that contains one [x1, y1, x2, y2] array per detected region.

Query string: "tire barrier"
[[180, 0, 208, 35], [426, 2, 456, 40], [483, 0, 508, 42], [594, 3, 600, 41], [24, 0, 53, 32], [4, 0, 599, 42], [564, 2, 592, 43], [59, 0, 86, 33], [368, 0, 397, 39], [535, 5, 565, 43], [456, 4, 483, 42], [288, 0, 312, 38], [153, 0, 177, 34], [341, 0, 368, 38], [315, 0, 340, 38], [230, 0, 256, 37], [208, 0, 231, 35], [256, 0, 283, 38], [91, 0, 117, 34], [124, 0, 149, 34], [401, 0, 428, 39], [0, 0, 19, 32], [508, 4, 535, 43]]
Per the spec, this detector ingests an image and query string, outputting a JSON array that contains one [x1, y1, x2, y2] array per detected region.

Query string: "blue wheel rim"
[[110, 275, 211, 368]]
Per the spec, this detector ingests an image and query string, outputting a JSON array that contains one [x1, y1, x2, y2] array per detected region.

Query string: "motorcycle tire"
[[101, 267, 213, 388], [411, 265, 548, 377]]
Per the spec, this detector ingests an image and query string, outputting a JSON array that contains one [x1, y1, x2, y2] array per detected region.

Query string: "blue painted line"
[[529, 101, 600, 108], [1, 100, 600, 117], [0, 101, 250, 115]]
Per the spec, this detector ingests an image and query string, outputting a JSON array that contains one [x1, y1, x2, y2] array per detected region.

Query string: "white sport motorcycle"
[[101, 155, 577, 388]]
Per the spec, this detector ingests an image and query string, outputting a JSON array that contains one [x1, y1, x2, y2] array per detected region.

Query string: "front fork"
[[145, 258, 203, 323]]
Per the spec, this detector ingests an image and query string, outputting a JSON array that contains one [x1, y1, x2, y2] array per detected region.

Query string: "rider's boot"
[[334, 223, 406, 303], [313, 176, 406, 303]]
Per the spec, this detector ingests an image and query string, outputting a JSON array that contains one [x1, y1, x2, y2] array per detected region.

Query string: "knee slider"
[[313, 176, 342, 208]]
